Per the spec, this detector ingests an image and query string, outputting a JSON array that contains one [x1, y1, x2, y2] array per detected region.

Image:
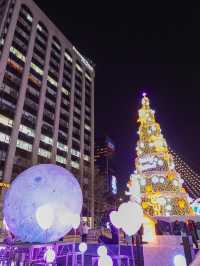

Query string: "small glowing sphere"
[[160, 177, 165, 184], [158, 160, 164, 166], [173, 254, 186, 266], [180, 179, 184, 184], [97, 246, 107, 257], [110, 211, 121, 229], [140, 179, 146, 186], [44, 247, 56, 263], [98, 255, 113, 266], [79, 242, 87, 253], [152, 176, 159, 184], [36, 203, 54, 230], [173, 180, 178, 186], [140, 142, 144, 148], [166, 205, 172, 211], [157, 197, 166, 206], [4, 164, 83, 243]]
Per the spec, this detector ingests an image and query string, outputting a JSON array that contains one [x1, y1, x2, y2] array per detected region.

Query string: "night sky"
[[34, 1, 200, 191]]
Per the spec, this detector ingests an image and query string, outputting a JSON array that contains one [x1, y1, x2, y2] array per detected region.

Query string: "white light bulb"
[[158, 160, 164, 166], [160, 177, 165, 184], [97, 246, 107, 257], [166, 205, 172, 211], [173, 180, 178, 186], [152, 176, 159, 184], [44, 247, 56, 263], [79, 242, 87, 253], [140, 179, 146, 186]]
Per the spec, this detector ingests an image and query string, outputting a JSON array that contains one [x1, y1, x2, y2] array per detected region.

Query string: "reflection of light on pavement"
[[142, 215, 156, 243]]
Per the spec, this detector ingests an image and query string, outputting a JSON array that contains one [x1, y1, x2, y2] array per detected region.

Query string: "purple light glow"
[[142, 92, 147, 97]]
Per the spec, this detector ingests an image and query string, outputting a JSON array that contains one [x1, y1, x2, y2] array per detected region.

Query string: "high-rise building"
[[95, 136, 117, 195], [0, 0, 95, 222], [94, 137, 117, 225]]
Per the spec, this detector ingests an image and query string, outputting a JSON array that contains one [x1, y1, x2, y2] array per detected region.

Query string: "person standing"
[[81, 223, 89, 242]]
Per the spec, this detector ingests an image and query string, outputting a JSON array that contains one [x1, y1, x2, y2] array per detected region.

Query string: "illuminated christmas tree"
[[128, 93, 192, 217]]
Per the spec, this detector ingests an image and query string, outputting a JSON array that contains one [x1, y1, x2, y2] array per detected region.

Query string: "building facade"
[[0, 0, 95, 222], [94, 137, 117, 225]]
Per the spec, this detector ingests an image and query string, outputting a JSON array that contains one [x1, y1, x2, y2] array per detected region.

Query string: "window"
[[0, 114, 13, 127], [26, 14, 33, 22], [56, 155, 66, 164], [47, 75, 57, 87], [38, 148, 51, 158], [0, 132, 10, 143], [31, 62, 43, 75], [85, 73, 91, 82], [10, 46, 26, 62], [84, 124, 91, 131], [19, 124, 35, 137], [37, 24, 42, 32], [71, 148, 80, 158], [17, 139, 32, 151], [41, 134, 53, 145], [76, 63, 83, 73], [71, 161, 80, 169], [61, 87, 70, 96], [84, 154, 90, 162], [57, 142, 68, 152], [64, 51, 72, 62]]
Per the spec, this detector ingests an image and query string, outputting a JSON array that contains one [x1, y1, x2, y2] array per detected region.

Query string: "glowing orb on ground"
[[4, 164, 83, 243], [98, 255, 113, 266], [44, 247, 56, 263], [79, 242, 87, 253], [97, 246, 107, 257]]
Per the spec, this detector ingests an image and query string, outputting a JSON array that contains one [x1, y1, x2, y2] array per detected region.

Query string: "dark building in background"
[[94, 136, 118, 225], [95, 136, 117, 195]]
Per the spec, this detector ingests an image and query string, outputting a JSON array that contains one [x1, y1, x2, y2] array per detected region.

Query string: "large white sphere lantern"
[[4, 164, 83, 243]]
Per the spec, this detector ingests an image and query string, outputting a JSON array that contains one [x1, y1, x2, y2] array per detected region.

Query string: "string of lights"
[[169, 148, 200, 199]]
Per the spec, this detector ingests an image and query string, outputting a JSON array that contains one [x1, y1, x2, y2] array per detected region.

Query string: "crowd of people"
[[156, 220, 200, 248]]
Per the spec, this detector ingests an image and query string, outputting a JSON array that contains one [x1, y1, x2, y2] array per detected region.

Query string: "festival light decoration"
[[97, 246, 108, 257], [44, 247, 56, 263], [170, 148, 200, 199], [97, 246, 113, 266], [127, 94, 191, 216], [173, 254, 186, 266], [79, 242, 87, 253], [4, 164, 83, 243]]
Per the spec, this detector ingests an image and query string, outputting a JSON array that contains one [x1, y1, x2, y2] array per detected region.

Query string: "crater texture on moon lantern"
[[3, 164, 83, 243]]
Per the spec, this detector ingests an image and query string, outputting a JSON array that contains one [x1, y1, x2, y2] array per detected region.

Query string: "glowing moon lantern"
[[3, 164, 83, 243]]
